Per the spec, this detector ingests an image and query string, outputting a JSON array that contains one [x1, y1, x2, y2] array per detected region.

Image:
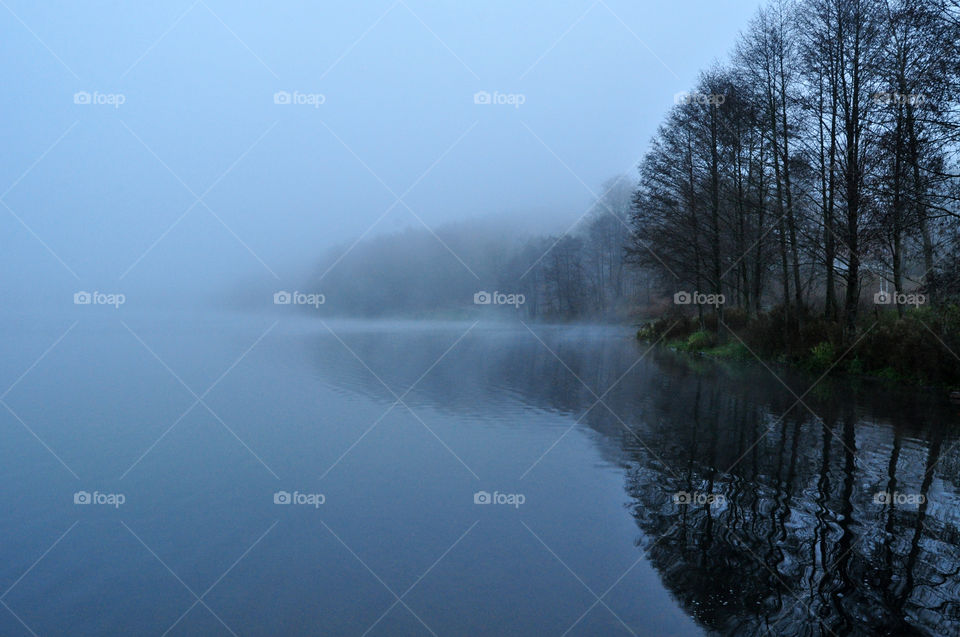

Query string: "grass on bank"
[[638, 304, 960, 389]]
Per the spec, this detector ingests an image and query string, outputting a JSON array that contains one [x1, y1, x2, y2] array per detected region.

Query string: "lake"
[[1, 313, 958, 635]]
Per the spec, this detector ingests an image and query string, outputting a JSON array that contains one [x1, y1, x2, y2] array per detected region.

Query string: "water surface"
[[1, 313, 958, 635]]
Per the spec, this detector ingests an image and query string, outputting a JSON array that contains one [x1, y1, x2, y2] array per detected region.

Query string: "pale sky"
[[0, 0, 762, 308]]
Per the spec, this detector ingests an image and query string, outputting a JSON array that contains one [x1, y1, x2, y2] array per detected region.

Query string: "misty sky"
[[1, 0, 761, 308]]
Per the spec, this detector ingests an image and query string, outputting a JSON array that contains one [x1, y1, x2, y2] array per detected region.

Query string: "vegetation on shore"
[[638, 304, 960, 388], [297, 0, 960, 397], [626, 0, 960, 391]]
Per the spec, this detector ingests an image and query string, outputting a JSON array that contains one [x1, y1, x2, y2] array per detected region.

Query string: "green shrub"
[[806, 341, 835, 372], [636, 315, 699, 342], [706, 341, 751, 361], [636, 324, 656, 340], [686, 330, 716, 351]]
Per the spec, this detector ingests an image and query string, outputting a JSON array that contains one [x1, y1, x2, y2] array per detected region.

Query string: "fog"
[[9, 4, 960, 635], [2, 0, 761, 312]]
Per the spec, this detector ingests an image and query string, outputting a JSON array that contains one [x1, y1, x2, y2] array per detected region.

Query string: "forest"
[[313, 0, 960, 384], [630, 0, 960, 374]]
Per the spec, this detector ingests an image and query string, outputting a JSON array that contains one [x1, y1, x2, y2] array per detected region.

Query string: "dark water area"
[[304, 320, 960, 635], [1, 313, 958, 635]]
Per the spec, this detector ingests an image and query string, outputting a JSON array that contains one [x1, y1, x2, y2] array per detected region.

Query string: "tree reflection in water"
[[311, 324, 960, 636], [622, 353, 960, 636]]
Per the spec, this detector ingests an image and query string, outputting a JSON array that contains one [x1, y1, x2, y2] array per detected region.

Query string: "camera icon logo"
[[74, 291, 92, 305], [73, 91, 91, 105], [473, 91, 491, 105], [74, 490, 91, 504], [273, 490, 291, 504], [474, 490, 491, 504], [274, 291, 292, 305], [673, 291, 692, 304], [273, 91, 291, 105], [474, 291, 492, 305], [874, 290, 892, 304], [673, 491, 692, 505]]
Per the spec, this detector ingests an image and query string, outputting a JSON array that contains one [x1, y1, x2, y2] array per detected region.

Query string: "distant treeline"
[[312, 0, 960, 343], [310, 177, 643, 321], [628, 0, 960, 340]]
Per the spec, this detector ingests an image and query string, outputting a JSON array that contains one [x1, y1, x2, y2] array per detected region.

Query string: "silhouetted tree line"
[[628, 0, 960, 341]]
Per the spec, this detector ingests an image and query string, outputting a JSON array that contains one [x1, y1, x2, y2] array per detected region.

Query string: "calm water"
[[1, 313, 959, 636]]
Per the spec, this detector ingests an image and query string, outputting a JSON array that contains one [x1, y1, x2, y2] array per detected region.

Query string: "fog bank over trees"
[[307, 175, 643, 321]]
